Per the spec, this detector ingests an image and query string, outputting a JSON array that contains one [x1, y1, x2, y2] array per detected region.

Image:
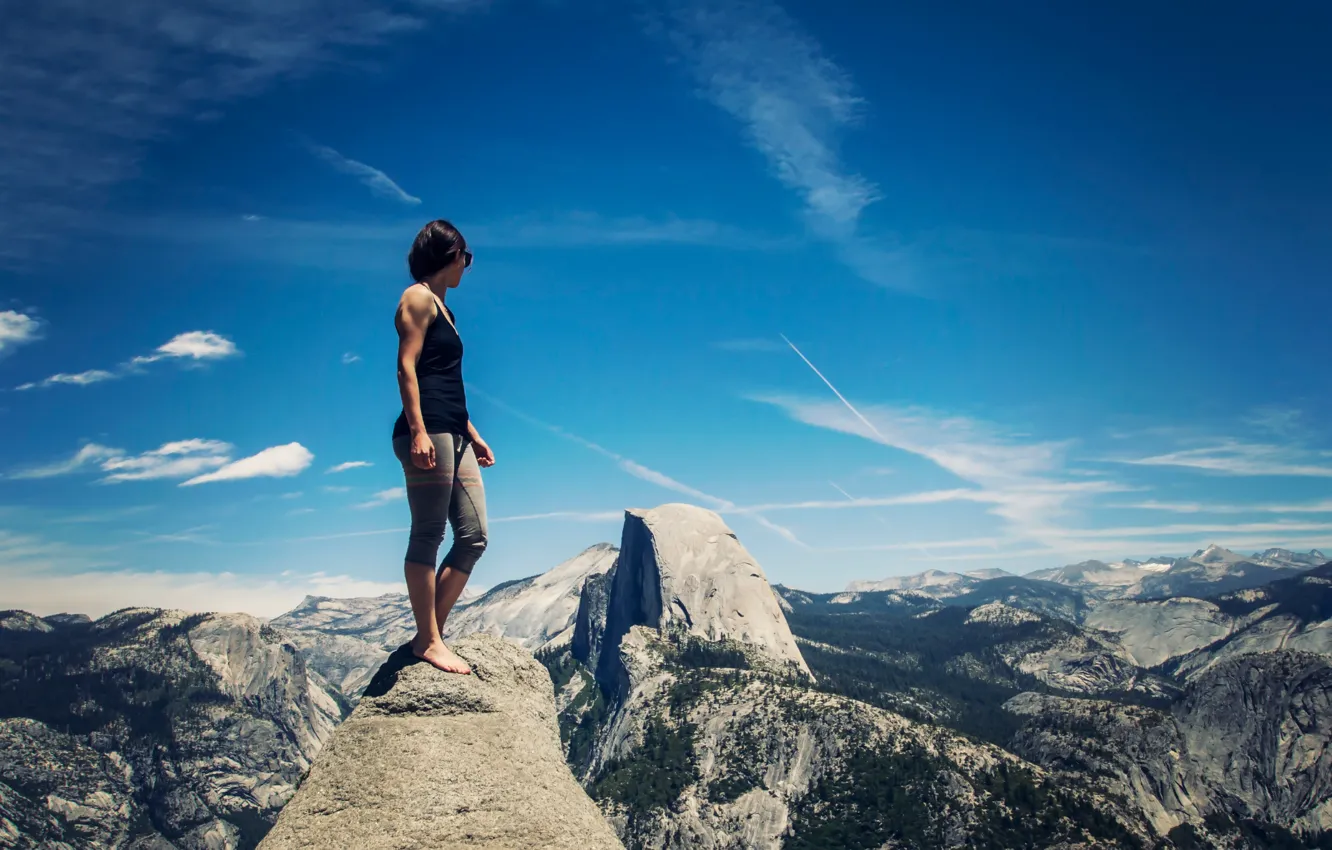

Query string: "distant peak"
[[1192, 543, 1241, 563]]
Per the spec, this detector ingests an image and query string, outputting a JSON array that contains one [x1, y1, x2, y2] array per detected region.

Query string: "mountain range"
[[2, 514, 1330, 849]]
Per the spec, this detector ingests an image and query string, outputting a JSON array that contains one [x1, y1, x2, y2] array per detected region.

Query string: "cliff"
[[258, 635, 623, 850]]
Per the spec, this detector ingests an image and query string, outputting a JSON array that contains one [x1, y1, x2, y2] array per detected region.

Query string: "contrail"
[[780, 334, 888, 443], [470, 386, 808, 547]]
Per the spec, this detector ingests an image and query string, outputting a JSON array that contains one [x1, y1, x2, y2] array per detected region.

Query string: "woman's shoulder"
[[397, 283, 438, 315]]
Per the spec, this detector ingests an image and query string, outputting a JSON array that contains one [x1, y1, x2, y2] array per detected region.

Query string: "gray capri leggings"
[[392, 433, 488, 574]]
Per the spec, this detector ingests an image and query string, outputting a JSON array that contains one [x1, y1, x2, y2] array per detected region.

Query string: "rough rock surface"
[[1009, 650, 1332, 840], [258, 635, 623, 850], [1084, 597, 1246, 668], [596, 504, 809, 695]]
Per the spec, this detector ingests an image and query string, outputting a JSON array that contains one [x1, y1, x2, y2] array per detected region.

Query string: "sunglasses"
[[459, 249, 473, 270]]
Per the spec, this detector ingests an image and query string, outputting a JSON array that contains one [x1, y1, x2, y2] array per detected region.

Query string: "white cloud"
[[342, 352, 362, 364], [327, 461, 373, 473], [309, 143, 421, 205], [133, 330, 238, 364], [182, 443, 314, 486], [16, 330, 239, 390], [0, 311, 42, 355], [354, 487, 406, 509]]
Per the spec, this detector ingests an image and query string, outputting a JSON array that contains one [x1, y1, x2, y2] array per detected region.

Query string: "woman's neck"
[[421, 280, 446, 302]]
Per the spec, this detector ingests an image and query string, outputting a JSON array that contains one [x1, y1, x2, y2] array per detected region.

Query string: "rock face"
[[258, 635, 624, 850], [0, 608, 343, 849], [595, 504, 809, 696], [1009, 650, 1332, 841]]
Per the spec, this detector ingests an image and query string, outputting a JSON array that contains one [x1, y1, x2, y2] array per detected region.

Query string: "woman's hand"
[[411, 432, 436, 469], [473, 437, 495, 468]]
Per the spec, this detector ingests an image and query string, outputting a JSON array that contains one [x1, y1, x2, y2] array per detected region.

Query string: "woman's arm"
[[395, 288, 436, 468]]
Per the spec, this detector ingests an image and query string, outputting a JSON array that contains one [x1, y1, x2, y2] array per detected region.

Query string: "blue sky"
[[2, 0, 1329, 617]]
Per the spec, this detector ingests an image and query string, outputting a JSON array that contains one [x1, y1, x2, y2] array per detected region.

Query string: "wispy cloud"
[[734, 488, 988, 513], [652, 0, 913, 290], [0, 311, 42, 355], [489, 510, 625, 524], [308, 143, 421, 205], [655, 0, 876, 228], [341, 352, 362, 364], [16, 370, 118, 390], [760, 338, 1144, 557], [354, 488, 406, 509], [132, 525, 218, 545], [327, 461, 373, 474], [101, 440, 235, 483], [1110, 440, 1332, 477], [0, 1, 485, 263], [1110, 499, 1332, 515], [16, 330, 239, 390], [8, 443, 139, 480], [182, 443, 314, 486]]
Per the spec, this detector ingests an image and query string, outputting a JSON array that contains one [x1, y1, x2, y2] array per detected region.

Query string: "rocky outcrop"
[[258, 635, 624, 850], [592, 505, 809, 699], [271, 546, 620, 705]]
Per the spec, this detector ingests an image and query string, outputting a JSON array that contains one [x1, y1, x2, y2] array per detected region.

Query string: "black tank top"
[[393, 291, 469, 438]]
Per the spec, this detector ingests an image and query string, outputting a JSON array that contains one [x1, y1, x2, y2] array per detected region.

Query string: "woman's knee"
[[447, 528, 487, 573]]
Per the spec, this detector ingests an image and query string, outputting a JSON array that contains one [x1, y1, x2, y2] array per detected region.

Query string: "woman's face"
[[441, 247, 472, 288]]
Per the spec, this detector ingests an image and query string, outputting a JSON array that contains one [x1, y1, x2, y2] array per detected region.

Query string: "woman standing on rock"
[[393, 219, 493, 674]]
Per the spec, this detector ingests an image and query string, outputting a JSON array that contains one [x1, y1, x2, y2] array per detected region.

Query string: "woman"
[[393, 219, 494, 674]]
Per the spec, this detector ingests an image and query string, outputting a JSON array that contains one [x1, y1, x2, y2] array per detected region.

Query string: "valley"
[[2, 512, 1330, 849]]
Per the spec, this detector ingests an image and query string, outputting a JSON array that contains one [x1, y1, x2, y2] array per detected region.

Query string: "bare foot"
[[410, 637, 472, 674]]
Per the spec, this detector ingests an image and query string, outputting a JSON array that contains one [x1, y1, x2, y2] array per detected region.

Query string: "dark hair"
[[407, 219, 467, 281]]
